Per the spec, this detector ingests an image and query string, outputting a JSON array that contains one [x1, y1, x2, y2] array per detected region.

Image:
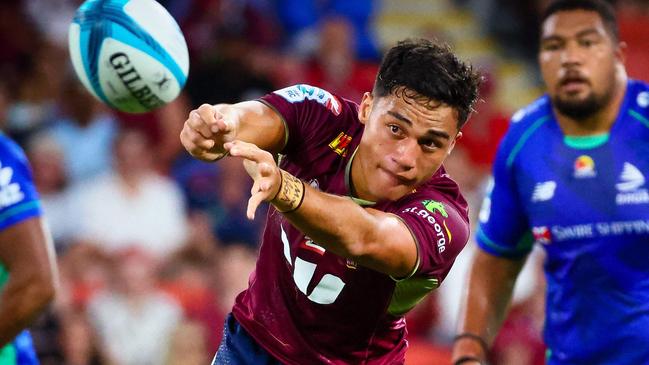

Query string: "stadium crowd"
[[0, 0, 647, 364]]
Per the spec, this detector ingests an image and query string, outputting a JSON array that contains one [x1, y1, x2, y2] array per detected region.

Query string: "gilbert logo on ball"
[[69, 0, 189, 113]]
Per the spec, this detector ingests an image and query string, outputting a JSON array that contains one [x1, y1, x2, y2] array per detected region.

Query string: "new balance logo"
[[0, 161, 25, 208], [616, 163, 645, 192], [616, 162, 649, 205], [531, 181, 556, 202]]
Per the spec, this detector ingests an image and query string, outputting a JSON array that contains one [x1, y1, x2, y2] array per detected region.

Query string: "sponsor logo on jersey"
[[637, 91, 649, 108], [422, 199, 448, 218], [547, 220, 649, 242], [532, 226, 552, 244], [345, 258, 357, 269], [402, 204, 450, 253], [274, 84, 342, 115], [531, 181, 556, 202], [616, 162, 649, 205], [0, 161, 25, 208], [574, 155, 596, 178], [328, 132, 352, 156]]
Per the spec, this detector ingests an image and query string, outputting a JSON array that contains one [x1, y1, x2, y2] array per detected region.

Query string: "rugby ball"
[[68, 0, 189, 113]]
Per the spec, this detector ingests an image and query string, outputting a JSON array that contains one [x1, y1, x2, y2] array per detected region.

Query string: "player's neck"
[[349, 148, 373, 202], [555, 75, 628, 136]]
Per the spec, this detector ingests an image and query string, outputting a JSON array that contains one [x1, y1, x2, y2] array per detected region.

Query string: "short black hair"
[[541, 0, 619, 41], [373, 38, 481, 129]]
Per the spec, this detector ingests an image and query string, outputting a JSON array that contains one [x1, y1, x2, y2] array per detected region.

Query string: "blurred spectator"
[[58, 244, 113, 311], [213, 243, 257, 316], [5, 42, 67, 146], [87, 248, 183, 365], [618, 0, 649, 82], [457, 73, 510, 171], [0, 2, 41, 92], [304, 17, 378, 102], [23, 0, 79, 48], [116, 93, 190, 175], [165, 320, 209, 365], [214, 157, 266, 247], [275, 0, 380, 61], [59, 311, 104, 365], [47, 75, 118, 183], [71, 128, 188, 258], [25, 133, 77, 250], [160, 246, 223, 353]]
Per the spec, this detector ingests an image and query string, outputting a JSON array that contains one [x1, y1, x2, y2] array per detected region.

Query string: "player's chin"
[[371, 183, 413, 202]]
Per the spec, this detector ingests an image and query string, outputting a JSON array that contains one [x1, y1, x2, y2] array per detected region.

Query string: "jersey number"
[[281, 225, 346, 304]]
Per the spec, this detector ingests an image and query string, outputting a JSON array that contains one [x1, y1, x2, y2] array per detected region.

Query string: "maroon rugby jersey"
[[231, 84, 469, 364]]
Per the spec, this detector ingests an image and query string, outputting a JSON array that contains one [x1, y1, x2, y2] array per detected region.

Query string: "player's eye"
[[420, 139, 440, 151], [579, 38, 595, 47], [389, 124, 402, 135], [542, 42, 562, 51]]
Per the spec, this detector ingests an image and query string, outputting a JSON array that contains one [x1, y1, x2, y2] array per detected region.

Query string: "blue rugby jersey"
[[0, 133, 42, 365], [478, 80, 649, 364]]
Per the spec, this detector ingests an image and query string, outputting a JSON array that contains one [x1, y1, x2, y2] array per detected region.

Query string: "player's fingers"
[[226, 140, 270, 163], [181, 126, 216, 150], [247, 192, 265, 220], [250, 178, 262, 195], [258, 162, 275, 177], [211, 112, 231, 134], [196, 104, 231, 136], [186, 110, 213, 139]]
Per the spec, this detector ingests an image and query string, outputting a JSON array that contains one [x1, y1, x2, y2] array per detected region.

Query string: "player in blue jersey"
[[0, 132, 57, 365], [452, 1, 649, 365]]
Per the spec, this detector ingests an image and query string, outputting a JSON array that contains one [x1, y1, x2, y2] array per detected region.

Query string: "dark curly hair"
[[373, 38, 482, 129], [541, 0, 618, 42]]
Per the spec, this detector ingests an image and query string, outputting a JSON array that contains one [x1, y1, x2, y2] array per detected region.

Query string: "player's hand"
[[225, 140, 281, 220], [180, 104, 239, 162]]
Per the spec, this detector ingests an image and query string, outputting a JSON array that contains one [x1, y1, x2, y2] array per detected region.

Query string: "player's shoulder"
[[496, 95, 554, 156], [0, 133, 29, 166], [507, 95, 553, 137], [270, 84, 357, 116], [392, 169, 469, 223]]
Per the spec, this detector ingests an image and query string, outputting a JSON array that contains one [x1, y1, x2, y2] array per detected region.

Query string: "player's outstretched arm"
[[227, 140, 418, 278], [0, 217, 57, 347], [451, 249, 526, 365], [180, 101, 285, 162]]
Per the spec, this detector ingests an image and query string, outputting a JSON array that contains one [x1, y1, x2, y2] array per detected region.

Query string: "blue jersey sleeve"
[[0, 135, 42, 231], [476, 129, 533, 259]]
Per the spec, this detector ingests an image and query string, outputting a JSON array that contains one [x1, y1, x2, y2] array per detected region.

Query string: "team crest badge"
[[574, 155, 596, 178], [329, 132, 353, 156]]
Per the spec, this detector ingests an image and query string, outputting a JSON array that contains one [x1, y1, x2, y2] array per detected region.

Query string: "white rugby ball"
[[68, 0, 189, 113]]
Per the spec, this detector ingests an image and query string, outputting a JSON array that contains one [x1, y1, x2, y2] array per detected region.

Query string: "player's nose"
[[393, 138, 418, 171]]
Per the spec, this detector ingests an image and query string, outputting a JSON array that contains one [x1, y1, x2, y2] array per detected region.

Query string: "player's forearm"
[[0, 273, 55, 346], [215, 101, 285, 155], [452, 250, 525, 361], [277, 180, 412, 276]]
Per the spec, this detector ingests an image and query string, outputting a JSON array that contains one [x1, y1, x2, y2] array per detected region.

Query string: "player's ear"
[[615, 41, 627, 65], [447, 131, 462, 155], [358, 92, 373, 125]]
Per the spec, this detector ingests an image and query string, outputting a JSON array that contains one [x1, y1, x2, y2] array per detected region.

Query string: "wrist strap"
[[453, 355, 484, 365], [272, 169, 305, 213], [453, 332, 489, 358]]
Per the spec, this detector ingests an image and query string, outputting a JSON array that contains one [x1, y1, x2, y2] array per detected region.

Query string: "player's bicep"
[[478, 161, 532, 258], [0, 217, 56, 284]]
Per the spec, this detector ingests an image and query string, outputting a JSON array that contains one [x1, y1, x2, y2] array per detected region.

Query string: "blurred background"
[[1, 0, 647, 364]]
